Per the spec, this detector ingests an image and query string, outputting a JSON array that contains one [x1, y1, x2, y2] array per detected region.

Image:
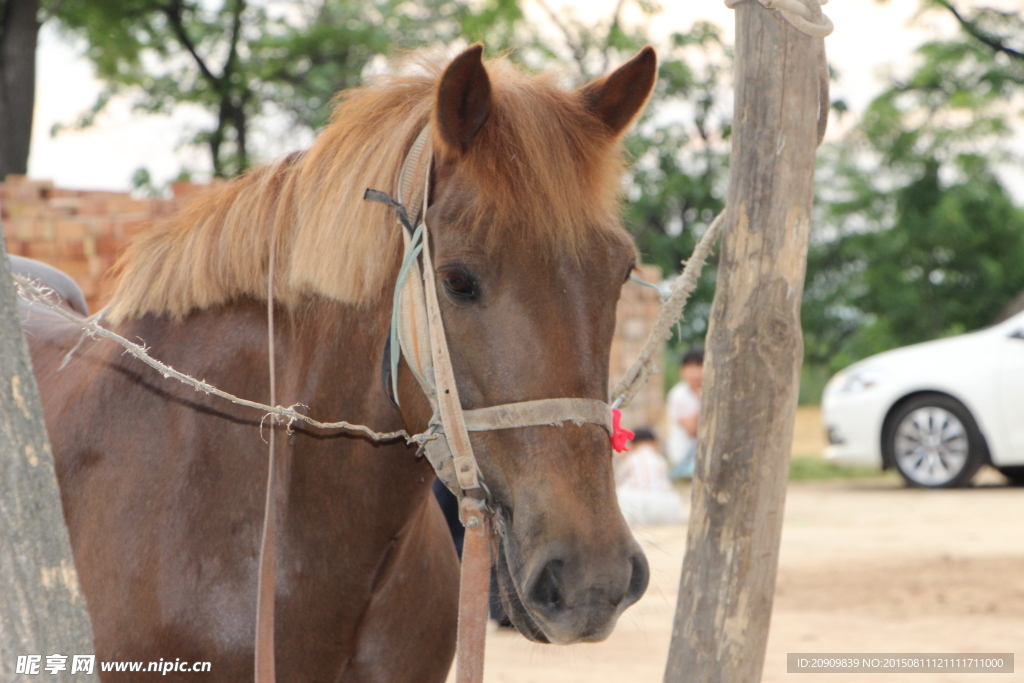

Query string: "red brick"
[[8, 202, 45, 220], [87, 256, 105, 279], [78, 197, 109, 215], [171, 181, 204, 198], [55, 220, 88, 241], [26, 242, 56, 259], [58, 240, 87, 260], [94, 279, 117, 308], [93, 235, 124, 256], [108, 197, 146, 214], [48, 197, 83, 213], [121, 220, 150, 236], [37, 220, 57, 241], [52, 259, 89, 278], [13, 220, 36, 242]]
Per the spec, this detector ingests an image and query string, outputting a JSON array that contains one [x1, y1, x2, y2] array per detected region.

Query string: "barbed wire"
[[12, 274, 425, 446]]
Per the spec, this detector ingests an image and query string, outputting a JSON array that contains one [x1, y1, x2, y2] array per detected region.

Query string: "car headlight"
[[826, 366, 889, 396]]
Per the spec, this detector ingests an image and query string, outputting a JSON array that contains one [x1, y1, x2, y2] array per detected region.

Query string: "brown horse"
[[21, 45, 657, 681]]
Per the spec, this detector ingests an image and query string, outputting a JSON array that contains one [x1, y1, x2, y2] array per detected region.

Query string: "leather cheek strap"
[[390, 124, 615, 496]]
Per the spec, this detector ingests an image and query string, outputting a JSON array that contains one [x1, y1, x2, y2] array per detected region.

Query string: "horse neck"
[[273, 297, 435, 532], [277, 297, 391, 422], [108, 295, 430, 511]]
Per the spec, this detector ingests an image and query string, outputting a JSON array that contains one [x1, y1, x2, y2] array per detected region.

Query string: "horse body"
[[22, 45, 659, 681], [25, 299, 457, 681]]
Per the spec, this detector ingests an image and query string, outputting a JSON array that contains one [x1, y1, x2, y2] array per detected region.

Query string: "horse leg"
[[340, 492, 460, 683]]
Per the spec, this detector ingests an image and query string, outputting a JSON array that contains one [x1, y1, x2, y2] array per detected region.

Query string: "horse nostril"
[[625, 552, 650, 605], [529, 559, 566, 616]]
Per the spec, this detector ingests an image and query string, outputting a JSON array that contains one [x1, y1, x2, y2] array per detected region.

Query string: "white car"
[[822, 310, 1024, 488]]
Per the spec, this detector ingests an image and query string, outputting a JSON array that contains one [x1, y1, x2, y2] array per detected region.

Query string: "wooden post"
[[664, 2, 826, 681], [0, 225, 97, 680]]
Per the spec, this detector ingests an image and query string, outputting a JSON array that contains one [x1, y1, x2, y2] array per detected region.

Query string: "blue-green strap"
[[630, 274, 667, 301]]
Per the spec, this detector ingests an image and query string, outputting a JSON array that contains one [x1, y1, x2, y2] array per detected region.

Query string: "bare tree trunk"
[[664, 3, 825, 681], [0, 226, 97, 680], [0, 0, 40, 178]]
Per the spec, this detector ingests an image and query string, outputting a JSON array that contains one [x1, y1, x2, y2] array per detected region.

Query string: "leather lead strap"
[[255, 239, 280, 683], [255, 441, 289, 683], [456, 498, 492, 683], [254, 486, 275, 683]]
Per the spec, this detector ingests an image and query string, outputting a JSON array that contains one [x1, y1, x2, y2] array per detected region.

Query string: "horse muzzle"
[[495, 531, 650, 645]]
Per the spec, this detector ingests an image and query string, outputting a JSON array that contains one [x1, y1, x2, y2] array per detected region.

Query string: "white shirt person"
[[666, 348, 703, 479], [614, 429, 686, 526]]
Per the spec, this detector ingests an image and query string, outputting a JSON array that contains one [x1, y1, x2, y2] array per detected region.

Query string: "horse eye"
[[442, 270, 477, 301], [625, 262, 637, 282]]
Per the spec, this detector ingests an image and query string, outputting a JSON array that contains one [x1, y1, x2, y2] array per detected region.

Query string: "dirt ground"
[[454, 476, 1024, 682]]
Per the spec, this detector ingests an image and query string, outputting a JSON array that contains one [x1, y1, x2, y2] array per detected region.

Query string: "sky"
[[24, 0, 1023, 196]]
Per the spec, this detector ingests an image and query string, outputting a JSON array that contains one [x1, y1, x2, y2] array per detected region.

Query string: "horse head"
[[398, 45, 658, 645]]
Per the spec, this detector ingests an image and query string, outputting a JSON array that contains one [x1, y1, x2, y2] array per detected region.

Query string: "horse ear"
[[579, 46, 657, 136], [436, 44, 492, 153]]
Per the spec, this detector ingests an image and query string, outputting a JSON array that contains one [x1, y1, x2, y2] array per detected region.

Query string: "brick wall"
[[611, 264, 666, 433], [0, 175, 207, 310], [2, 175, 665, 433]]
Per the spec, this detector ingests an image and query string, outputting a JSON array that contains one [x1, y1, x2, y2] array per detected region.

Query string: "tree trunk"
[[0, 227, 98, 680], [664, 3, 825, 681], [232, 99, 248, 174], [0, 0, 40, 178]]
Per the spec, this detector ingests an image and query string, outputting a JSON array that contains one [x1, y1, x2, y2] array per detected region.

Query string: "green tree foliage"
[[52, 0, 522, 177], [803, 0, 1024, 380], [624, 23, 730, 347]]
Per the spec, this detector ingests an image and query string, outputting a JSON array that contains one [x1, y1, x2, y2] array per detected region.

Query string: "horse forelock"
[[105, 52, 632, 323]]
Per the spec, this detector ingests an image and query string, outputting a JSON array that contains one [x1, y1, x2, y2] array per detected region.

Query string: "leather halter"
[[373, 124, 615, 499]]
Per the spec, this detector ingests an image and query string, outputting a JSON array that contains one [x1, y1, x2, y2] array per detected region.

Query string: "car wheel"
[[883, 394, 985, 488], [997, 466, 1024, 487]]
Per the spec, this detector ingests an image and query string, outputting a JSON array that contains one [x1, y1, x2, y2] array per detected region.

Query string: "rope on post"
[[611, 212, 726, 410], [725, 0, 832, 142], [724, 0, 833, 37]]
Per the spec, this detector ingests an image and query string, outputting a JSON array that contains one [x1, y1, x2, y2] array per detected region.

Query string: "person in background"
[[614, 428, 686, 526], [666, 347, 704, 480]]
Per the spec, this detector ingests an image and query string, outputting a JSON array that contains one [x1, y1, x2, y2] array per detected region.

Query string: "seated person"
[[667, 348, 703, 480], [614, 428, 687, 527]]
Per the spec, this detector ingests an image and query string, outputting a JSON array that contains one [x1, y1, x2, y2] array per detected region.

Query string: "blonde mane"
[[106, 53, 629, 322]]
